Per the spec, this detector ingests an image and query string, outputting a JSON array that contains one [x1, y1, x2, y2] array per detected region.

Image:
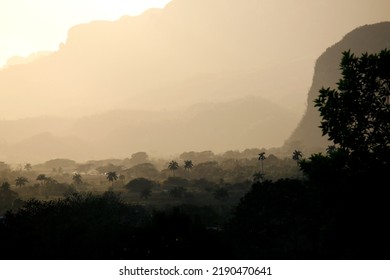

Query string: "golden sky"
[[0, 0, 172, 67]]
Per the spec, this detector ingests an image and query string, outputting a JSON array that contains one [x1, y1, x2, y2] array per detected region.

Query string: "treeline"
[[0, 149, 301, 184], [0, 149, 302, 210]]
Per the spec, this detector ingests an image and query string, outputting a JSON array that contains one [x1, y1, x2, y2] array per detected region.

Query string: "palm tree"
[[292, 150, 303, 179], [106, 171, 118, 187], [168, 160, 179, 176], [15, 176, 29, 188], [258, 152, 266, 173], [292, 150, 303, 165], [184, 160, 193, 178]]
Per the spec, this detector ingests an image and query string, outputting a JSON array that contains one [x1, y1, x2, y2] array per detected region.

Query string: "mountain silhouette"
[[285, 22, 390, 152], [0, 0, 389, 119]]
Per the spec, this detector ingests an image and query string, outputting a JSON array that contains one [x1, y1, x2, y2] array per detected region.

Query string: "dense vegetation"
[[0, 49, 389, 259]]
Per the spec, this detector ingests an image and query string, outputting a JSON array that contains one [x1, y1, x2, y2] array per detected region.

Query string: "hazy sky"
[[0, 0, 172, 67]]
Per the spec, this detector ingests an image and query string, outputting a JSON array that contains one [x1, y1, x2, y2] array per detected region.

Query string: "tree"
[[326, 145, 337, 155], [106, 171, 118, 187], [24, 163, 32, 171], [184, 160, 194, 178], [292, 150, 303, 166], [315, 49, 390, 161], [125, 177, 154, 193], [258, 152, 266, 173], [125, 163, 159, 180], [15, 177, 29, 188], [72, 173, 83, 186], [168, 160, 179, 176], [297, 50, 390, 258], [130, 152, 149, 165], [36, 174, 47, 185], [44, 177, 58, 186], [292, 150, 303, 179]]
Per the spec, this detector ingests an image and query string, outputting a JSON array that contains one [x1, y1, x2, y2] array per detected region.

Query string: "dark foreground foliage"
[[0, 192, 231, 259], [1, 159, 389, 260], [227, 165, 390, 259]]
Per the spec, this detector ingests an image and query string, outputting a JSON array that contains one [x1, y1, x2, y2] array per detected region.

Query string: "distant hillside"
[[284, 22, 390, 153], [0, 96, 298, 163]]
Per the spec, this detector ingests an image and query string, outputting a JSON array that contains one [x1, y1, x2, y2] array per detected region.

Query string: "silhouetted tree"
[[168, 160, 179, 176], [315, 49, 390, 161], [292, 150, 303, 165], [125, 177, 154, 193], [130, 152, 149, 165], [326, 145, 337, 155], [296, 49, 390, 259], [106, 171, 118, 187], [258, 152, 266, 173], [15, 176, 29, 188], [184, 160, 193, 178]]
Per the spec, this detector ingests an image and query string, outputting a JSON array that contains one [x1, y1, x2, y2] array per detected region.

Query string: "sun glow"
[[0, 0, 172, 67]]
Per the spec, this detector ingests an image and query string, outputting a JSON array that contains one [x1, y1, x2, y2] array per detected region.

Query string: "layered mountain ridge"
[[0, 96, 298, 163]]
